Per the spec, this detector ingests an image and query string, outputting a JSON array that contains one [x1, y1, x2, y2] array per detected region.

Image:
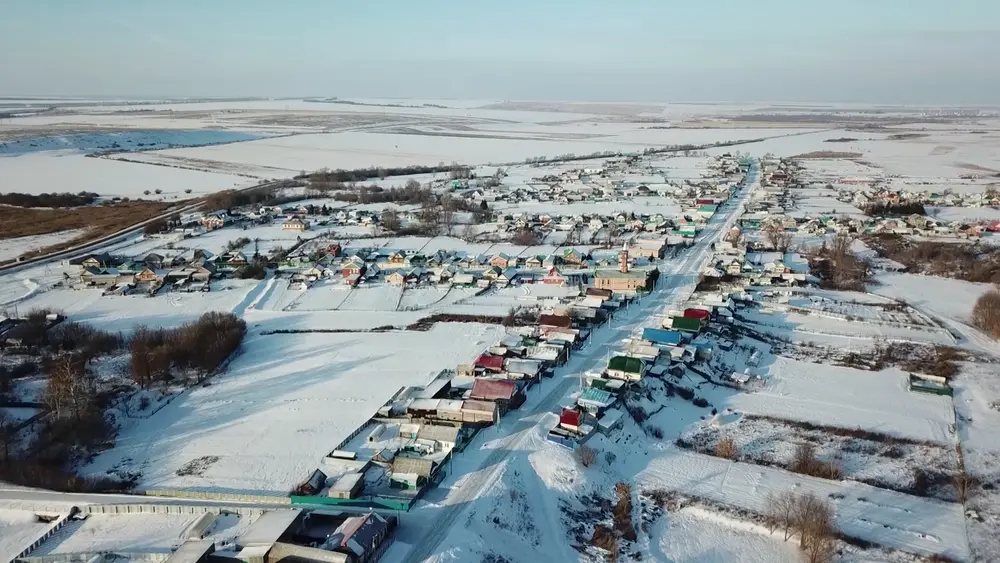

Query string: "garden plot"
[[951, 361, 1000, 562], [285, 279, 351, 311], [647, 507, 802, 563], [252, 278, 302, 312], [786, 186, 866, 219], [337, 283, 403, 311], [31, 512, 253, 556], [84, 323, 504, 493], [738, 307, 954, 347], [780, 293, 936, 326], [679, 414, 960, 501], [634, 448, 970, 561], [723, 357, 955, 444], [397, 286, 479, 311]]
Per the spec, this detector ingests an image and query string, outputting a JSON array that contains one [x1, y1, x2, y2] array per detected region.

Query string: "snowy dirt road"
[[397, 164, 759, 563]]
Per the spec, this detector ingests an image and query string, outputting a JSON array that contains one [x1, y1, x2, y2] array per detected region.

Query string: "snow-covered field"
[[724, 357, 955, 444], [31, 512, 253, 555], [13, 279, 263, 332], [84, 323, 504, 494], [0, 229, 85, 262], [0, 509, 60, 562], [0, 151, 253, 199]]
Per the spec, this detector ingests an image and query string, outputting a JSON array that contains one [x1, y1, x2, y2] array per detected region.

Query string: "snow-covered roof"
[[238, 509, 301, 548]]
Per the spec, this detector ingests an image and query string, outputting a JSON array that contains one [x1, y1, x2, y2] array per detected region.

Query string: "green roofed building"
[[607, 355, 647, 382]]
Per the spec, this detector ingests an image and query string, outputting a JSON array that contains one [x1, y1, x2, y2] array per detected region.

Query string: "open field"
[[0, 229, 85, 262], [84, 323, 504, 494], [0, 509, 60, 562], [724, 357, 955, 444]]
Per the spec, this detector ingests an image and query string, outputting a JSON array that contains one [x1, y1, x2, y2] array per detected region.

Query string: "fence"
[[21, 551, 171, 563], [141, 489, 291, 505], [81, 502, 269, 518]]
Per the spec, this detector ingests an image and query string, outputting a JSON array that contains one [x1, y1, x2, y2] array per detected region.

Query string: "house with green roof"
[[606, 355, 647, 382]]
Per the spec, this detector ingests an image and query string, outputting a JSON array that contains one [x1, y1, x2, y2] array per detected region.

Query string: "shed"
[[683, 308, 711, 321], [505, 358, 542, 378], [417, 424, 462, 449], [669, 316, 703, 333], [166, 540, 215, 563], [392, 456, 435, 478], [641, 328, 683, 346], [329, 472, 365, 499], [598, 408, 624, 434], [237, 509, 302, 548]]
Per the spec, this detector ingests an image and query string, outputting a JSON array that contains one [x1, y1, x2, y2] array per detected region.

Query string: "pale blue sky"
[[2, 0, 998, 104]]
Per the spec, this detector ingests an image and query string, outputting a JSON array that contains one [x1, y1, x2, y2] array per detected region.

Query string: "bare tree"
[[715, 437, 739, 459], [418, 204, 442, 235], [765, 224, 793, 252], [380, 207, 402, 232], [575, 445, 597, 467], [0, 411, 16, 461], [953, 470, 978, 504], [972, 290, 1000, 339], [440, 206, 456, 236], [773, 491, 798, 541], [460, 223, 477, 242]]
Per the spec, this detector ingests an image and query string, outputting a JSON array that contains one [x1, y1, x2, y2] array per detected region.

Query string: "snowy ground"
[[12, 279, 263, 332], [0, 509, 61, 562], [724, 357, 955, 444], [84, 323, 504, 494], [31, 512, 253, 556], [0, 229, 86, 262]]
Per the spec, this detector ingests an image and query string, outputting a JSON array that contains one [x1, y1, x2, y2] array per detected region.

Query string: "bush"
[[692, 397, 710, 408], [574, 445, 597, 467], [972, 290, 1000, 339], [143, 218, 168, 235], [645, 425, 664, 440], [0, 192, 99, 208], [715, 437, 739, 459], [790, 444, 842, 480], [130, 312, 247, 387]]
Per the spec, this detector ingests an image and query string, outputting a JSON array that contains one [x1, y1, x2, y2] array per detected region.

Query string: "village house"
[[282, 216, 310, 231], [200, 211, 229, 230]]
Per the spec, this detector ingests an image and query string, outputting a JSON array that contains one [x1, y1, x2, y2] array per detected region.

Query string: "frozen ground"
[[724, 357, 955, 444], [14, 279, 262, 332], [84, 323, 504, 494], [31, 512, 253, 556], [0, 229, 85, 262], [0, 151, 254, 199], [0, 509, 60, 562]]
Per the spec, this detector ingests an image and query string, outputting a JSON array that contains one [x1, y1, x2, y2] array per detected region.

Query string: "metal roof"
[[237, 509, 302, 548]]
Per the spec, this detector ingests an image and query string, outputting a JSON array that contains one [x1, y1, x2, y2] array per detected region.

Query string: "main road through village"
[[399, 161, 759, 563], [0, 162, 758, 559]]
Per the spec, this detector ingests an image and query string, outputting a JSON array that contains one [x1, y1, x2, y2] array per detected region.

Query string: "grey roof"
[[417, 424, 461, 443], [165, 540, 214, 563], [392, 456, 435, 477], [237, 509, 301, 548]]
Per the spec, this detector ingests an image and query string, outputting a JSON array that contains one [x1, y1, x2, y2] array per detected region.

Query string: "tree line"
[[0, 311, 246, 492], [0, 191, 99, 208]]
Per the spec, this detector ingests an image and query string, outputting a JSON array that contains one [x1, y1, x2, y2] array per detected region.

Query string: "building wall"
[[594, 276, 650, 292], [268, 542, 350, 563]]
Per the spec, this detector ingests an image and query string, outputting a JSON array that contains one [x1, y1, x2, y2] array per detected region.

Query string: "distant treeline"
[[300, 163, 472, 184], [861, 201, 926, 217], [0, 191, 99, 208]]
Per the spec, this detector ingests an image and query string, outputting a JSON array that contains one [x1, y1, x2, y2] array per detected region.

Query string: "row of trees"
[[804, 233, 871, 291], [0, 191, 99, 208], [765, 491, 837, 563], [303, 162, 471, 184], [130, 312, 247, 388], [972, 290, 1000, 339]]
